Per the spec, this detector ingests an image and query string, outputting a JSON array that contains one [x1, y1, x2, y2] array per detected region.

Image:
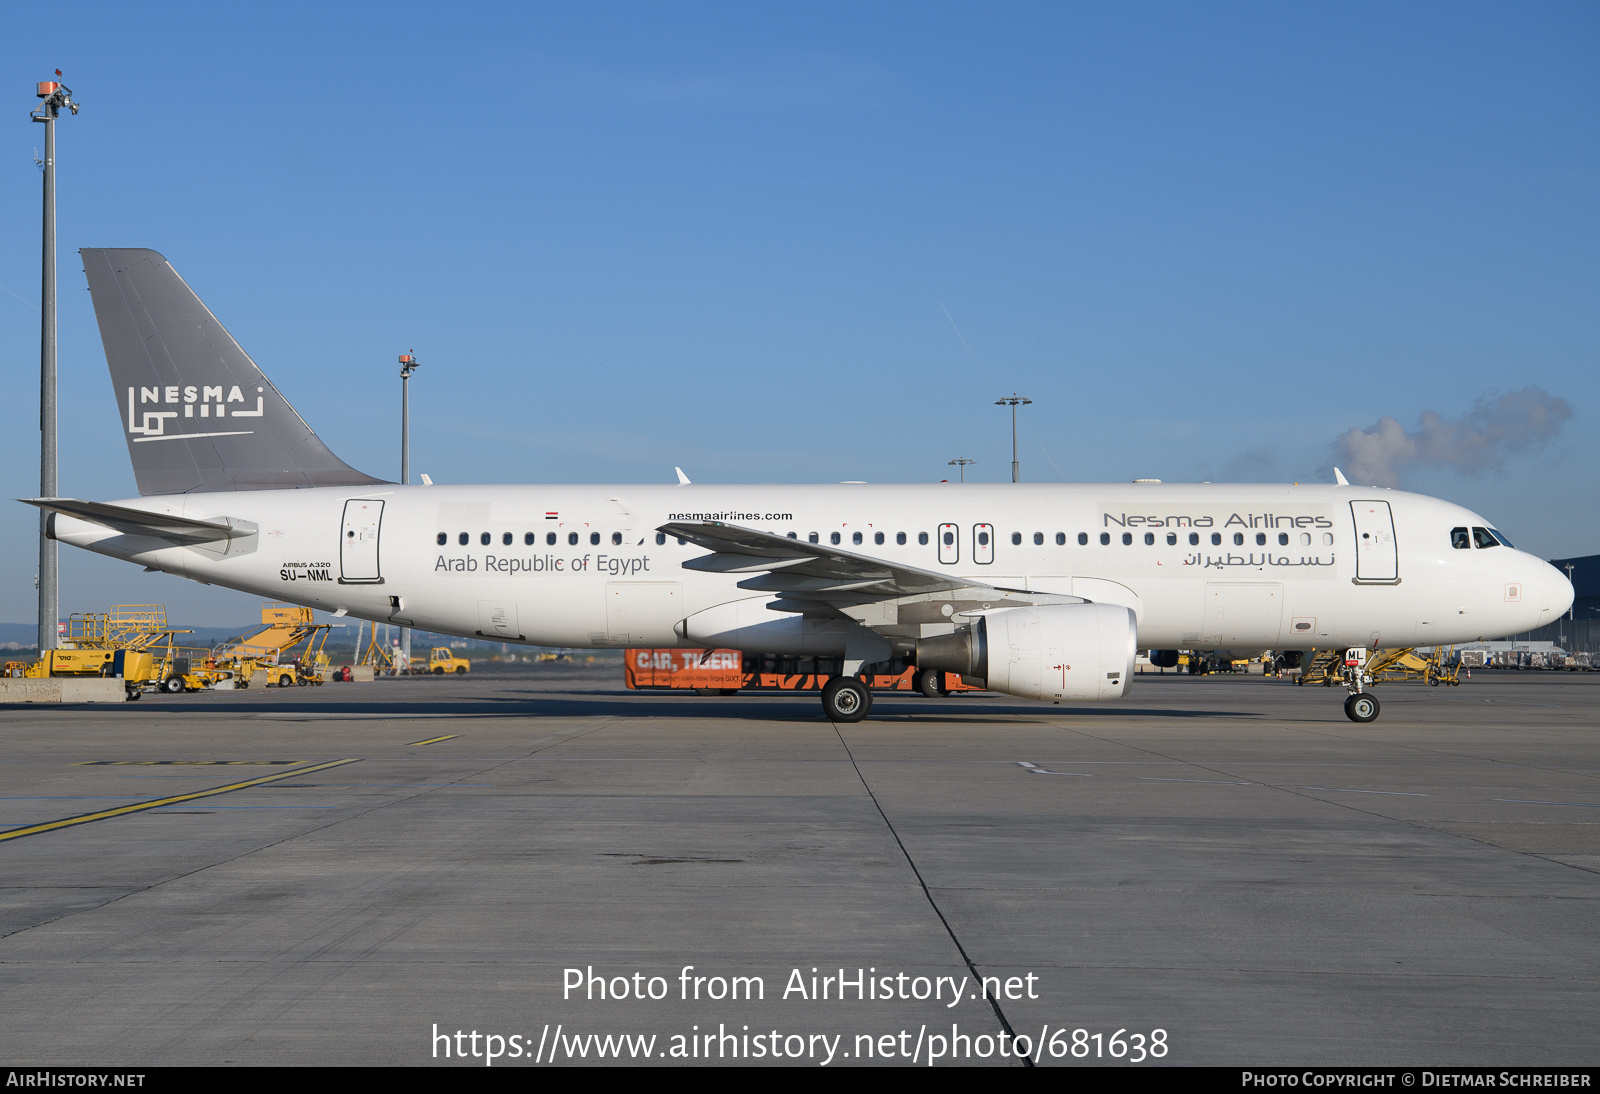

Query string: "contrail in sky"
[[939, 302, 977, 360]]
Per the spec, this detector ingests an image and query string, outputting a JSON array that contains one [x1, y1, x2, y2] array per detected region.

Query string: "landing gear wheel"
[[162, 676, 184, 694], [914, 667, 946, 698], [822, 677, 871, 722], [1344, 693, 1380, 723]]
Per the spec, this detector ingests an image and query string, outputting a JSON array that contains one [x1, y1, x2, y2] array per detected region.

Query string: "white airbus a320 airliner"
[[29, 249, 1573, 723]]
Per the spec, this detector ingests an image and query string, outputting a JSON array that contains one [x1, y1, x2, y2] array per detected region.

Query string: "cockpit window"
[[1490, 528, 1515, 548], [1450, 527, 1470, 550], [1471, 526, 1499, 549]]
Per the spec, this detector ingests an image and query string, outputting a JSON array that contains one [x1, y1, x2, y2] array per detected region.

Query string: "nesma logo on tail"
[[125, 384, 265, 441]]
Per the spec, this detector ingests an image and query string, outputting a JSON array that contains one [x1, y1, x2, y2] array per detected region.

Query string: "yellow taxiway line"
[[0, 758, 361, 844]]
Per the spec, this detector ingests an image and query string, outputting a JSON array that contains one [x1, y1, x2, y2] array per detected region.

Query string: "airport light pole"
[[398, 351, 418, 669], [1566, 564, 1576, 621], [32, 74, 78, 654], [947, 457, 975, 483], [994, 394, 1031, 483]]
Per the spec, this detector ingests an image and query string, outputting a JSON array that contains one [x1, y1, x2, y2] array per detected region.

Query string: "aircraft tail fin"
[[80, 248, 389, 495]]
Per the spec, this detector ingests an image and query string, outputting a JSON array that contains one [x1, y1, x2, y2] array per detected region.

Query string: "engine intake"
[[916, 603, 1137, 702]]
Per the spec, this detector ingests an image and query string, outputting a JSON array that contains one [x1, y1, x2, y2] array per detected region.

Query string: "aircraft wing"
[[658, 520, 1079, 629]]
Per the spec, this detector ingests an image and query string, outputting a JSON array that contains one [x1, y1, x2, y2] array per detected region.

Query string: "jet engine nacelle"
[[916, 603, 1137, 702]]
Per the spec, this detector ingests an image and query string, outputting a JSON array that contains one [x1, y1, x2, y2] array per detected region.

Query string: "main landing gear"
[[821, 676, 872, 723]]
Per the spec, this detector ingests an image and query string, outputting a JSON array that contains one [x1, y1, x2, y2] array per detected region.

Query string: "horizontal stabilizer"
[[23, 497, 256, 543]]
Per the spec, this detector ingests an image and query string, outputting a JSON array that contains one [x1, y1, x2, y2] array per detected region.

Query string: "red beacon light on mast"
[[36, 82, 60, 98]]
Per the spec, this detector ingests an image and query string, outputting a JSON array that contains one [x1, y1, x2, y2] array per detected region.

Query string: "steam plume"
[[1334, 386, 1571, 488]]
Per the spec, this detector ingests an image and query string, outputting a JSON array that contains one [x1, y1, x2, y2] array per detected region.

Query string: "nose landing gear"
[[1344, 692, 1380, 722], [1341, 648, 1380, 723]]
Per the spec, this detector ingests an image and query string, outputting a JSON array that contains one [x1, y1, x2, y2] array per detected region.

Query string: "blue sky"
[[2, 2, 1597, 625]]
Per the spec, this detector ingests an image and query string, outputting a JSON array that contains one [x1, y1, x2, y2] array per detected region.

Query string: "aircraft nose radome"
[[1541, 559, 1575, 620]]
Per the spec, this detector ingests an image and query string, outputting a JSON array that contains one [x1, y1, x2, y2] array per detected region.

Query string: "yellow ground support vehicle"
[[215, 603, 333, 687], [428, 648, 471, 674]]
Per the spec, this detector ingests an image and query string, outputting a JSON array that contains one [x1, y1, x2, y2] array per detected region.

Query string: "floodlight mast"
[[31, 74, 78, 654], [994, 394, 1031, 483], [399, 352, 419, 486], [398, 351, 419, 670], [947, 457, 975, 483]]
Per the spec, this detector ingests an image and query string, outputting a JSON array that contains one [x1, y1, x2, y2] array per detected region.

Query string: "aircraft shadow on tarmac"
[[14, 693, 1264, 721]]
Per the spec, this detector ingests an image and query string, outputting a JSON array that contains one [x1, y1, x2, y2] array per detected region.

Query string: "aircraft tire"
[[915, 667, 946, 698], [822, 677, 871, 723], [1344, 694, 1380, 723]]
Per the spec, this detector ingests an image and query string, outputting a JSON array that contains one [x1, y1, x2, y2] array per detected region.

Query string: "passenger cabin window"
[[809, 533, 819, 544], [1009, 532, 1020, 545], [874, 532, 884, 545], [1211, 533, 1222, 546], [1233, 533, 1244, 546], [480, 532, 491, 546], [918, 532, 929, 545], [1255, 533, 1266, 546], [787, 532, 798, 539], [1166, 533, 1177, 545], [612, 532, 622, 545], [1143, 532, 1154, 545], [1472, 526, 1499, 549], [458, 532, 469, 546], [1100, 533, 1110, 545], [524, 532, 535, 545], [896, 532, 906, 545], [590, 532, 600, 546], [1278, 533, 1289, 546], [1121, 533, 1133, 545], [1301, 532, 1312, 546], [568, 532, 579, 545], [1034, 532, 1044, 545], [503, 532, 513, 545], [1189, 533, 1200, 545], [830, 532, 841, 545], [1076, 532, 1087, 545], [1058, 533, 1067, 546], [942, 531, 955, 546], [852, 531, 863, 545], [548, 532, 557, 545], [436, 533, 447, 546], [979, 531, 991, 546], [656, 533, 667, 545]]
